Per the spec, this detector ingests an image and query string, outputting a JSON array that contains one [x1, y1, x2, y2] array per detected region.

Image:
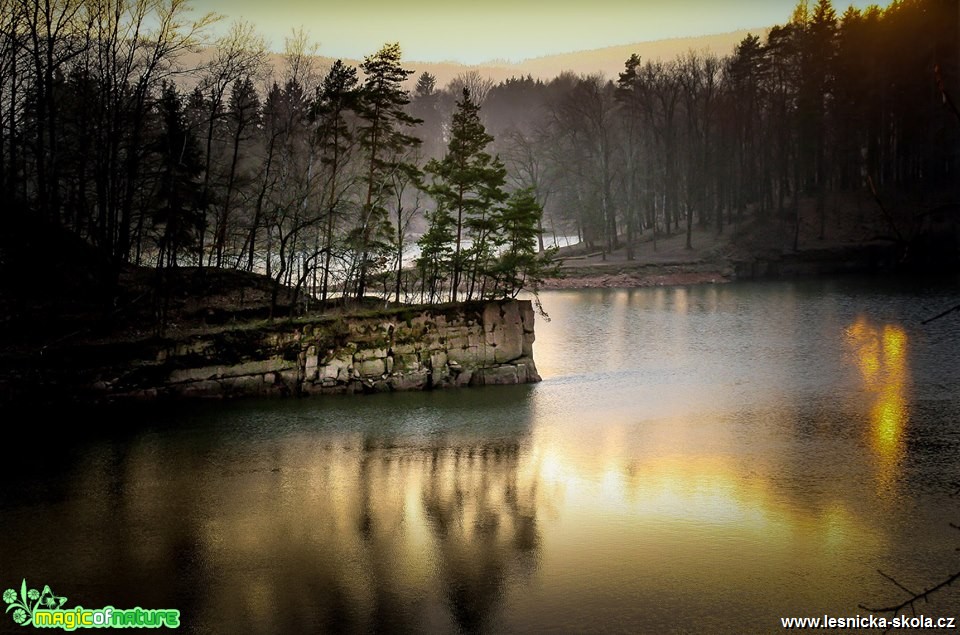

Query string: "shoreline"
[[0, 299, 541, 405], [540, 269, 730, 289], [540, 238, 906, 290]]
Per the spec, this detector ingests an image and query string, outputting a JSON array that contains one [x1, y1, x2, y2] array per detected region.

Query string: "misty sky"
[[191, 0, 880, 64]]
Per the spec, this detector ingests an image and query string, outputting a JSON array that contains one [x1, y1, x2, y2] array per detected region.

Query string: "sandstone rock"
[[84, 299, 540, 401], [174, 379, 222, 397], [453, 368, 474, 387], [520, 302, 536, 333], [393, 342, 418, 355], [221, 374, 264, 394], [304, 346, 319, 381], [174, 340, 210, 357], [359, 358, 386, 377], [393, 353, 421, 373], [447, 345, 478, 366], [355, 347, 387, 361], [517, 358, 542, 383], [494, 324, 523, 363], [523, 331, 535, 357], [471, 365, 519, 386], [367, 379, 390, 393], [429, 350, 450, 385], [168, 358, 296, 384], [388, 369, 429, 391], [429, 350, 447, 370], [319, 352, 352, 382]]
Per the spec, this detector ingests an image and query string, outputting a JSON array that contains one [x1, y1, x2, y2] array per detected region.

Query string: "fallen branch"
[[921, 303, 960, 325], [859, 569, 960, 615]]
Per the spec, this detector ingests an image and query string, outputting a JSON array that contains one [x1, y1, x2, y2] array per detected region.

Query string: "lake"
[[3, 276, 960, 633]]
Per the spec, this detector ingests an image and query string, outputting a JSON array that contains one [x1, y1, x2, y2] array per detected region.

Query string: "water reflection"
[[190, 417, 542, 631], [0, 391, 543, 634], [845, 317, 909, 493], [422, 442, 539, 632], [5, 281, 960, 632]]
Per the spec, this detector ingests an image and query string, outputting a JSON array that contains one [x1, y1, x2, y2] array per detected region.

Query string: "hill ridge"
[[180, 27, 770, 89]]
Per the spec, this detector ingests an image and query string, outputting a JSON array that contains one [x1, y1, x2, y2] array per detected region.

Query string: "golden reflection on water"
[[501, 426, 887, 631], [191, 438, 541, 633], [24, 308, 908, 631], [31, 415, 888, 633], [6, 288, 958, 632], [844, 317, 909, 493], [523, 424, 866, 545]]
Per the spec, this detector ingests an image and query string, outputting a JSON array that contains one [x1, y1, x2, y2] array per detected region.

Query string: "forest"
[[0, 0, 957, 315]]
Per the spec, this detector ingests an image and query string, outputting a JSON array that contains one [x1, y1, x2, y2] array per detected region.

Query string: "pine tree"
[[808, 0, 838, 239], [412, 72, 443, 159], [312, 60, 361, 301], [489, 188, 558, 298], [424, 87, 506, 302], [416, 206, 455, 303], [152, 82, 203, 269], [354, 43, 422, 299], [213, 76, 260, 268]]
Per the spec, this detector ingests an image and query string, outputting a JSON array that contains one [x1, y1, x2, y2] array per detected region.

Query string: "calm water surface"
[[4, 277, 960, 633]]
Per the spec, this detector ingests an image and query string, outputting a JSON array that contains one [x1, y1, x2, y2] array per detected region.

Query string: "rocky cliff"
[[73, 299, 540, 401]]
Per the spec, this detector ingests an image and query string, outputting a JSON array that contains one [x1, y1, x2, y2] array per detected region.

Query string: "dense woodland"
[[0, 0, 957, 313]]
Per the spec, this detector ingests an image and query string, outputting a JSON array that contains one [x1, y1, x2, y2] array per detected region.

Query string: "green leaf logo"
[[3, 579, 65, 627]]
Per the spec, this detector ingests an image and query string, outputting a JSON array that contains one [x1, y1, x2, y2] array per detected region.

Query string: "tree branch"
[[859, 569, 960, 615], [877, 569, 916, 597], [921, 303, 960, 325]]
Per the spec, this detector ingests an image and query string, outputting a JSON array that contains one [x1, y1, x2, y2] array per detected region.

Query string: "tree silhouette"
[[354, 42, 421, 299], [423, 87, 506, 301]]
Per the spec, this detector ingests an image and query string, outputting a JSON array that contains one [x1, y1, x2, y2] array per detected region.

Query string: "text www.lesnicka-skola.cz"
[[781, 615, 956, 629]]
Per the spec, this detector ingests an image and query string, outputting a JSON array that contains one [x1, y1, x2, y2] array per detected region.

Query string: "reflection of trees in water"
[[3, 404, 542, 633], [190, 433, 543, 633], [419, 440, 540, 633], [344, 435, 541, 633]]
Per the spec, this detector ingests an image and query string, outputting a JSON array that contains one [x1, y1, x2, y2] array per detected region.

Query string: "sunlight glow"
[[845, 317, 909, 493], [194, 0, 886, 64]]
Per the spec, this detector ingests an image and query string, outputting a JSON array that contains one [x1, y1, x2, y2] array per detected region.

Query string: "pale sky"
[[190, 0, 882, 65]]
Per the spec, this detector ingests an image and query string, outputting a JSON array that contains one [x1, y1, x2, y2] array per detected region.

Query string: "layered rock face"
[[106, 299, 540, 400]]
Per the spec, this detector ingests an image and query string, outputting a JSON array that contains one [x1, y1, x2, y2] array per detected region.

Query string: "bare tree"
[[550, 73, 620, 255], [678, 50, 722, 248], [0, 0, 27, 202], [387, 150, 423, 303], [80, 0, 216, 262], [282, 27, 320, 92], [21, 0, 86, 226], [196, 19, 266, 267], [310, 60, 362, 302], [502, 125, 556, 253], [448, 69, 494, 105]]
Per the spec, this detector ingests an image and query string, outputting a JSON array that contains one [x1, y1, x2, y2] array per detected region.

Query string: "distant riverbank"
[[542, 267, 729, 289], [542, 223, 903, 290]]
